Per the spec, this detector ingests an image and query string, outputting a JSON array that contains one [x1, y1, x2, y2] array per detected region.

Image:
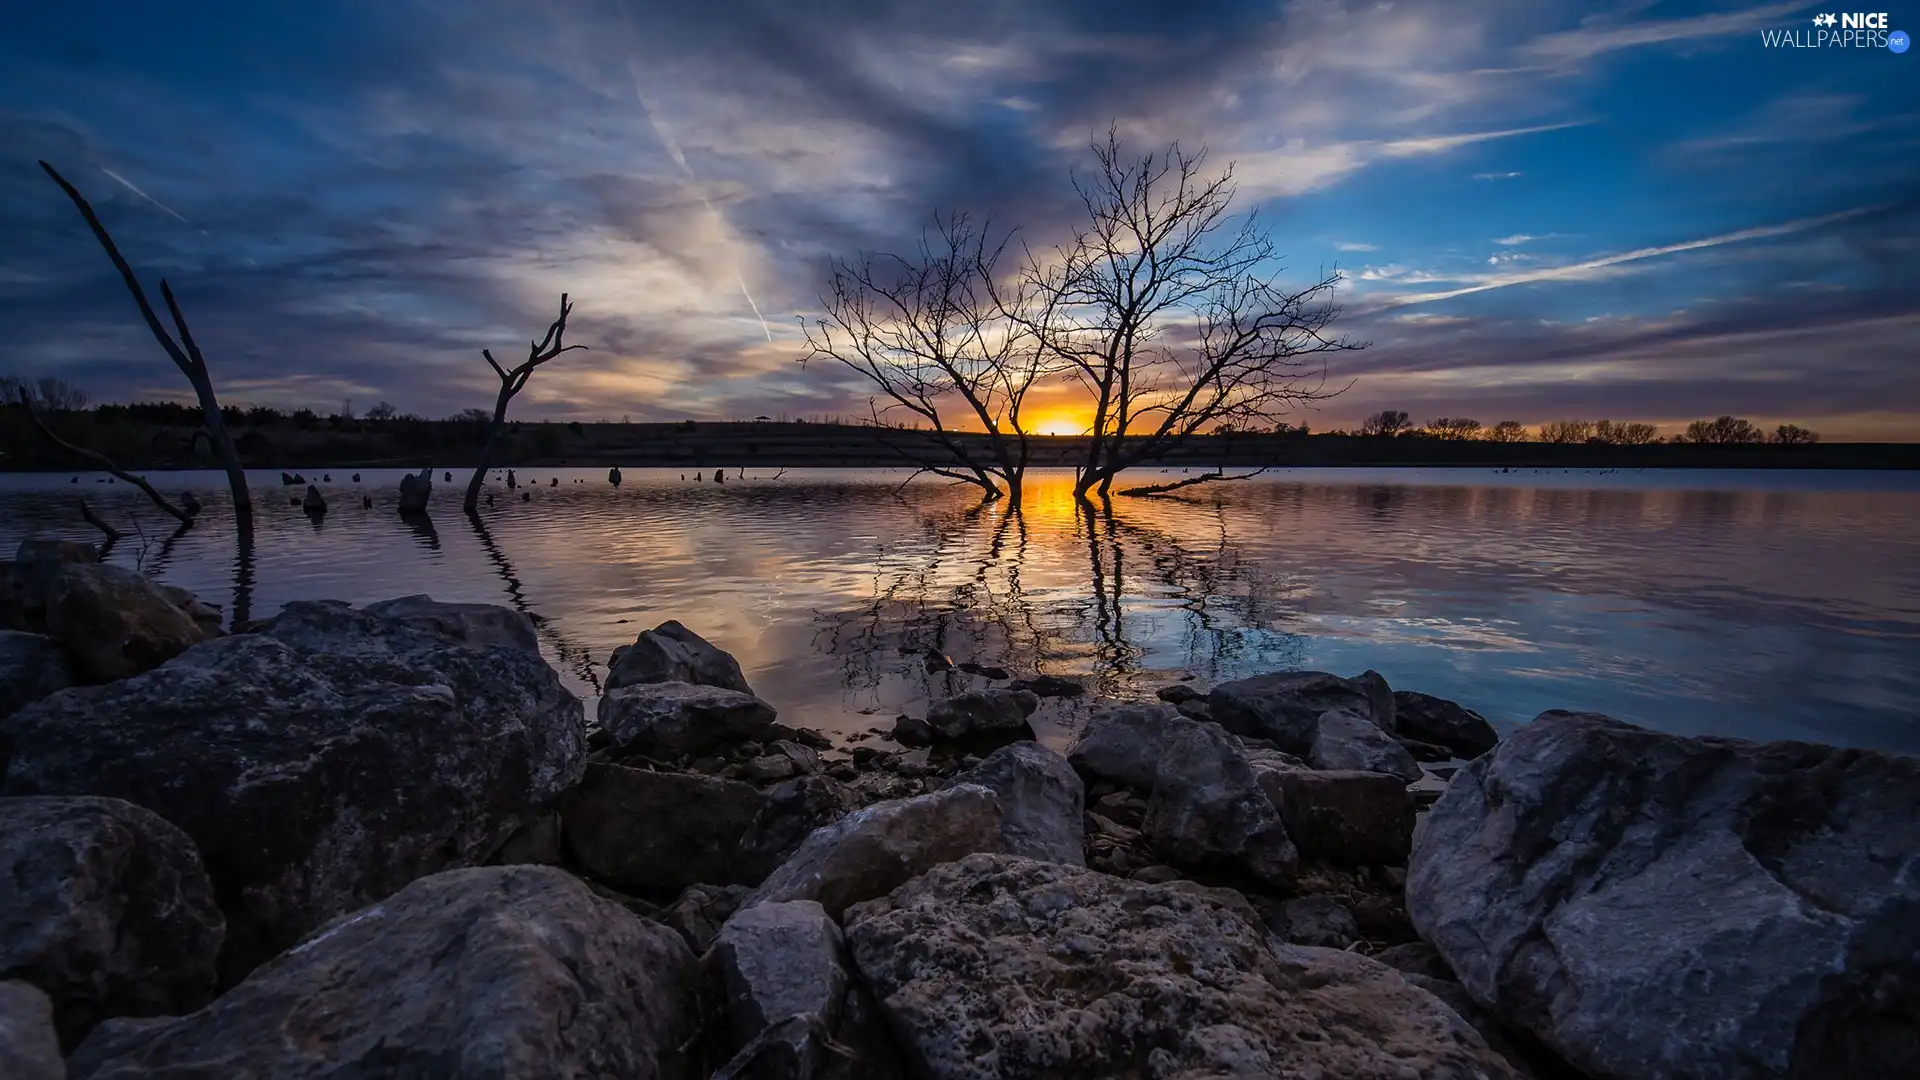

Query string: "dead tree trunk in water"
[[463, 294, 587, 514], [40, 161, 252, 517]]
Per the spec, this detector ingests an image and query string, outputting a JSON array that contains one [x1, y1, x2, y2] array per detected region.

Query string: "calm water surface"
[[4, 466, 1916, 754]]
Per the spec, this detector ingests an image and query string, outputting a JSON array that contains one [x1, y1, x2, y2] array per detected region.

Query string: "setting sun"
[[1033, 415, 1086, 437]]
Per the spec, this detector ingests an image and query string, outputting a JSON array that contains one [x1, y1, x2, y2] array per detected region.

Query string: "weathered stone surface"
[[6, 541, 100, 628], [0, 632, 73, 720], [1143, 721, 1298, 888], [0, 981, 65, 1080], [889, 714, 934, 747], [488, 811, 563, 866], [597, 681, 778, 759], [955, 742, 1085, 867], [1408, 710, 1920, 1080], [844, 853, 1520, 1080], [1155, 683, 1201, 704], [743, 785, 1002, 920], [1065, 701, 1195, 790], [1260, 767, 1416, 866], [712, 901, 849, 1050], [665, 883, 753, 955], [562, 764, 771, 894], [924, 688, 1038, 742], [1394, 691, 1500, 759], [1311, 708, 1423, 783], [0, 797, 224, 1048], [154, 587, 223, 640], [1209, 670, 1391, 752], [360, 594, 541, 656], [607, 620, 752, 694], [1269, 895, 1358, 948], [1353, 669, 1398, 731], [43, 563, 204, 683], [1, 600, 585, 985], [738, 776, 858, 873], [67, 865, 703, 1080]]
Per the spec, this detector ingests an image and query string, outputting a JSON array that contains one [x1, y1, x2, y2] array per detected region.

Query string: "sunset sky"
[[2, 0, 1915, 438]]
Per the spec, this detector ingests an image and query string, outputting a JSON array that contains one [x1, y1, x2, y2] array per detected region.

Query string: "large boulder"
[[155, 587, 223, 641], [43, 563, 205, 683], [1393, 690, 1499, 759], [844, 853, 1521, 1079], [6, 540, 100, 629], [1209, 670, 1394, 752], [596, 681, 778, 760], [607, 620, 752, 694], [711, 900, 849, 1051], [561, 766, 852, 896], [360, 594, 542, 656], [924, 688, 1039, 743], [0, 797, 224, 1049], [1258, 768, 1415, 867], [1310, 709, 1423, 783], [66, 865, 704, 1080], [743, 785, 1002, 920], [1408, 711, 1920, 1080], [1065, 702, 1195, 790], [0, 600, 586, 985], [955, 742, 1084, 867], [0, 981, 63, 1080], [0, 632, 73, 720], [1142, 721, 1298, 888]]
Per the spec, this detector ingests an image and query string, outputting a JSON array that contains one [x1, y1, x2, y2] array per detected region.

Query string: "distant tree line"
[[1349, 409, 1820, 445]]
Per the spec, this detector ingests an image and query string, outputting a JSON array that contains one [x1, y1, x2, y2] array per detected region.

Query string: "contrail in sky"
[[616, 15, 775, 343], [99, 167, 198, 228]]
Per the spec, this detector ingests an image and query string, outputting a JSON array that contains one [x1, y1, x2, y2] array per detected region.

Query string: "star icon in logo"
[[1813, 12, 1837, 26]]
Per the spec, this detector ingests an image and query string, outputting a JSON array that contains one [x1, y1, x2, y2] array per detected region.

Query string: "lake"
[[3, 466, 1916, 755]]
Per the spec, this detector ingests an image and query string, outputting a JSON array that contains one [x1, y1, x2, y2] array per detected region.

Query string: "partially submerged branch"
[[1113, 465, 1274, 498], [16, 389, 194, 525], [464, 293, 587, 514], [79, 498, 124, 542]]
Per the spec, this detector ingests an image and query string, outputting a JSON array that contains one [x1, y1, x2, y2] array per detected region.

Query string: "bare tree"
[[1020, 129, 1361, 500], [40, 162, 252, 516], [802, 213, 1048, 505], [0, 375, 89, 411], [1678, 415, 1764, 444], [464, 294, 587, 514], [1770, 423, 1820, 445], [1425, 417, 1483, 440], [14, 389, 193, 524], [1486, 420, 1529, 442], [1360, 409, 1412, 437], [1537, 419, 1595, 444], [1592, 419, 1659, 445]]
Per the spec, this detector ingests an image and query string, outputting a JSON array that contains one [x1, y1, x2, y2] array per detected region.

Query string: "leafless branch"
[[79, 498, 124, 542], [1114, 465, 1275, 497], [464, 293, 588, 513], [16, 389, 193, 524]]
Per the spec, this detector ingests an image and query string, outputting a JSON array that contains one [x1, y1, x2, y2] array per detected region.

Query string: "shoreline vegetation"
[[1, 545, 1914, 1078], [5, 412, 1916, 474]]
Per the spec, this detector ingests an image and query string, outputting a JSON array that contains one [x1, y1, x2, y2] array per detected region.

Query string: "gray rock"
[[743, 785, 1003, 920], [1408, 710, 1920, 1080], [1394, 690, 1500, 759], [889, 714, 934, 747], [665, 883, 754, 954], [738, 776, 859, 877], [1259, 767, 1416, 866], [360, 594, 541, 656], [607, 619, 752, 694], [66, 865, 703, 1080], [488, 811, 563, 866], [597, 681, 778, 759], [1270, 895, 1358, 948], [1175, 698, 1212, 721], [0, 797, 224, 1049], [6, 540, 100, 629], [1209, 670, 1392, 753], [0, 981, 63, 1080], [44, 563, 204, 683], [154, 587, 224, 640], [1311, 708, 1423, 783], [955, 742, 1085, 866], [0, 632, 73, 720], [1353, 668, 1398, 731], [1064, 701, 1194, 790], [923, 688, 1038, 742], [712, 901, 849, 1050], [1, 600, 585, 985], [562, 763, 772, 893], [843, 853, 1521, 1080], [1143, 721, 1298, 888], [1154, 683, 1200, 704]]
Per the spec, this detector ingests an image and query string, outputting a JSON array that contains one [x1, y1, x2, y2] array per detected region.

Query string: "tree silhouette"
[[462, 294, 586, 514], [1769, 423, 1820, 445], [1486, 420, 1529, 442], [1537, 419, 1595, 444], [1425, 417, 1482, 440], [1679, 416, 1764, 444], [1360, 409, 1412, 437], [1592, 419, 1659, 445]]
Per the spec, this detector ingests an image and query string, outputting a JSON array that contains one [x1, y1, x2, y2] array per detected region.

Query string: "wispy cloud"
[[98, 167, 196, 228], [1333, 241, 1378, 252], [1494, 234, 1534, 246], [1520, 1, 1808, 63], [1472, 171, 1523, 180]]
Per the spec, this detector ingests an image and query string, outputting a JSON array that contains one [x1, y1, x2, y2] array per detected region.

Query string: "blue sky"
[[2, 0, 1915, 437]]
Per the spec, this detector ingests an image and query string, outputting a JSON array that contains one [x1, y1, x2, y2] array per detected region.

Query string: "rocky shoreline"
[[1, 538, 1914, 1079]]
